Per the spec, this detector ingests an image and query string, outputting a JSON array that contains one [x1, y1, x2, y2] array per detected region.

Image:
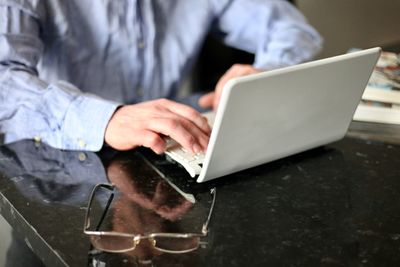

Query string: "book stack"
[[353, 51, 400, 124]]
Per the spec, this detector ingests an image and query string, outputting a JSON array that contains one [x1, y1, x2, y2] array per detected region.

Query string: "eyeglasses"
[[83, 183, 216, 254]]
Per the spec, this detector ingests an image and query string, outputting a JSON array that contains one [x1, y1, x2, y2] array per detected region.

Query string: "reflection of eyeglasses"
[[83, 183, 216, 254]]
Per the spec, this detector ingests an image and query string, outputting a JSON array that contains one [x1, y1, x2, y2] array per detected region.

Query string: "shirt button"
[[78, 152, 86, 162], [33, 136, 41, 147], [78, 139, 86, 148], [138, 41, 145, 49], [137, 87, 144, 97]]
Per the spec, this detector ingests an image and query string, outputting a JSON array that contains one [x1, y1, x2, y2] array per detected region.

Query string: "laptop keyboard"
[[164, 111, 215, 177]]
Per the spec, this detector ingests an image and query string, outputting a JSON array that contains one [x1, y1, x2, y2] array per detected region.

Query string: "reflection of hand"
[[150, 181, 194, 221], [105, 99, 211, 154], [199, 64, 261, 110], [107, 157, 194, 221], [107, 156, 196, 263]]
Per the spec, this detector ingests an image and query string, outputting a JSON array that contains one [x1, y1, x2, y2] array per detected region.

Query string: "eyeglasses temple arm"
[[95, 191, 114, 231], [202, 188, 216, 234], [84, 183, 114, 232]]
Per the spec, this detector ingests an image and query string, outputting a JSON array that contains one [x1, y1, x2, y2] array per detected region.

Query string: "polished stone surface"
[[0, 136, 400, 266]]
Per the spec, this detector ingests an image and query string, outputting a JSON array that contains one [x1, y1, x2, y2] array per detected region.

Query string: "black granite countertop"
[[0, 134, 400, 266]]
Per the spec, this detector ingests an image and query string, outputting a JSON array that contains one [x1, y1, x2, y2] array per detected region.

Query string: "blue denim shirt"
[[0, 0, 322, 151]]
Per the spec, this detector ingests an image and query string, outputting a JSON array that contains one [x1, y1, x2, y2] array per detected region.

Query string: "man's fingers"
[[215, 70, 233, 94], [138, 130, 166, 154], [105, 99, 214, 154], [216, 64, 255, 92], [160, 99, 211, 135], [146, 118, 208, 153], [175, 117, 210, 150], [213, 65, 242, 109], [212, 93, 221, 111], [213, 64, 261, 109], [198, 92, 215, 109]]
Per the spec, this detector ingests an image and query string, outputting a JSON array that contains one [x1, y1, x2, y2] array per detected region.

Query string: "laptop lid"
[[197, 47, 381, 183]]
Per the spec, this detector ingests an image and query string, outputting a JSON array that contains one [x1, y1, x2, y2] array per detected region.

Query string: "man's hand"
[[104, 99, 211, 154], [199, 64, 261, 110]]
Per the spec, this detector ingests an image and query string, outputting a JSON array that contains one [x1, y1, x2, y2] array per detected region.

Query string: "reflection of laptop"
[[166, 47, 381, 183]]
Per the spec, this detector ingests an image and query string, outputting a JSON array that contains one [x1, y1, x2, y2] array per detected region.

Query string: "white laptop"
[[165, 47, 381, 183]]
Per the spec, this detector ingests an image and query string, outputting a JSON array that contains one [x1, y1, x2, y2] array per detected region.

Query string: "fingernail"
[[155, 148, 163, 155], [156, 150, 163, 155], [193, 144, 201, 154]]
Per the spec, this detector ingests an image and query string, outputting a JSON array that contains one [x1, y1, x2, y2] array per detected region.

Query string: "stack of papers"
[[353, 51, 400, 124]]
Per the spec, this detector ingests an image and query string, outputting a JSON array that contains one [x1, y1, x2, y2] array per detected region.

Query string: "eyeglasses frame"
[[83, 183, 216, 254]]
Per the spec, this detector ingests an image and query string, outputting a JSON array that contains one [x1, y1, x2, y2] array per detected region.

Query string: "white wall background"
[[297, 0, 400, 58]]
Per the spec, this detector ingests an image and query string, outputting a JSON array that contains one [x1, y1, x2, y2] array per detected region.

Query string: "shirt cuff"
[[62, 94, 120, 151]]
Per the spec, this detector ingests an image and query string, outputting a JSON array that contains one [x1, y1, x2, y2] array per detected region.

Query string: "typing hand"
[[198, 64, 261, 110], [105, 99, 211, 154]]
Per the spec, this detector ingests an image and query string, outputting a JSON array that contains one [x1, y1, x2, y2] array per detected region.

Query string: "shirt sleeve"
[[210, 0, 323, 70], [0, 2, 120, 151]]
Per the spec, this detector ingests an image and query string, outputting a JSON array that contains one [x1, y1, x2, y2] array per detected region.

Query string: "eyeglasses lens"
[[152, 236, 200, 253], [90, 235, 136, 252]]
